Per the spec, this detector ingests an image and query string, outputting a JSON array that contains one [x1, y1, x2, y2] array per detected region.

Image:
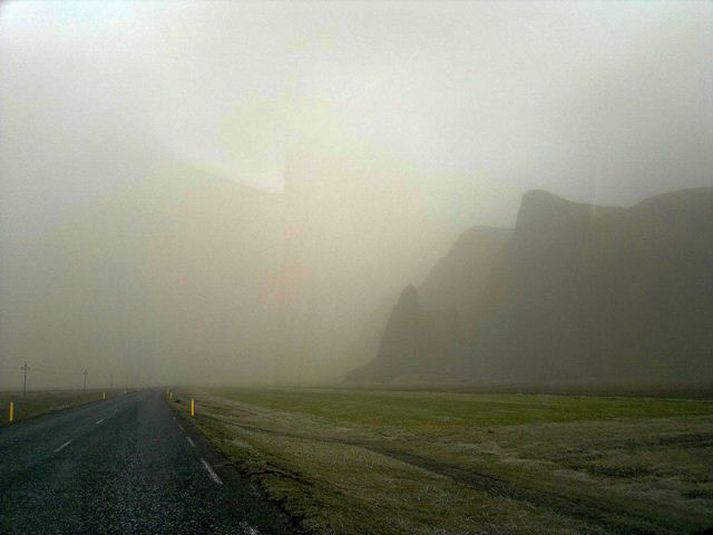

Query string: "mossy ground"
[[174, 387, 713, 534]]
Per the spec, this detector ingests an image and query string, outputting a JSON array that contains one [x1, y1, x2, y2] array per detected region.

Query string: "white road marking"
[[200, 458, 223, 486], [177, 424, 184, 431], [185, 435, 195, 447], [95, 418, 104, 424], [53, 440, 72, 453]]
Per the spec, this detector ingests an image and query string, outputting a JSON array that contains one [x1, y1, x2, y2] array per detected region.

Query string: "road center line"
[[53, 440, 72, 453], [177, 424, 184, 431], [95, 418, 104, 424], [185, 435, 195, 447], [200, 458, 223, 486]]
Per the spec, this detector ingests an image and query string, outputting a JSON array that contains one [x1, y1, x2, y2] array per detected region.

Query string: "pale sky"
[[1, 1, 711, 388]]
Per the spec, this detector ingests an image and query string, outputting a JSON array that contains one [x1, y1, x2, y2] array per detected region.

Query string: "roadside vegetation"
[[0, 390, 120, 425], [174, 387, 713, 534]]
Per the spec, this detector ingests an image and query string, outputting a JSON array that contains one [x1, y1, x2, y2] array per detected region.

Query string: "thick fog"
[[1, 1, 711, 389]]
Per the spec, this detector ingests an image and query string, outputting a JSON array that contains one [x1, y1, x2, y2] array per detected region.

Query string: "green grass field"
[[207, 387, 713, 428], [176, 387, 713, 534]]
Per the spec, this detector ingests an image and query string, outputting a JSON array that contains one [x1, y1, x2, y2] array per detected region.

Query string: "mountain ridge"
[[346, 187, 713, 386]]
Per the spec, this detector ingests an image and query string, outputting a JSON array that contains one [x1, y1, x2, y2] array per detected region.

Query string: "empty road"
[[0, 389, 293, 534]]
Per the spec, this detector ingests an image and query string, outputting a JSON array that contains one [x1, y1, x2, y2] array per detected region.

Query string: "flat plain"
[[0, 390, 118, 425], [175, 387, 713, 534]]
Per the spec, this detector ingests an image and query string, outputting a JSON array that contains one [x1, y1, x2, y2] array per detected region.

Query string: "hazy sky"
[[1, 1, 711, 388]]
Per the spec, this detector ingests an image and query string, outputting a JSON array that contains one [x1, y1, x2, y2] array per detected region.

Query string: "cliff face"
[[420, 226, 513, 334], [345, 227, 511, 383], [344, 285, 424, 382], [478, 188, 713, 385], [347, 188, 713, 386]]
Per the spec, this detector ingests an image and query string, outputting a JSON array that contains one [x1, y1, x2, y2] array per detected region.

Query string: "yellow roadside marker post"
[[190, 398, 195, 417], [102, 391, 106, 400], [9, 401, 14, 424], [169, 390, 173, 401]]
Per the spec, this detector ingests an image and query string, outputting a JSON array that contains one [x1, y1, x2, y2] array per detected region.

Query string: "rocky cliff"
[[347, 188, 713, 387], [345, 226, 511, 383]]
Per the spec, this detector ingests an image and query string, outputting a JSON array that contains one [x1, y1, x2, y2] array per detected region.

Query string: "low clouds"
[[0, 1, 710, 387]]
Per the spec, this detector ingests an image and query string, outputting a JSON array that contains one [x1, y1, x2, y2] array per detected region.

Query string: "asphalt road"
[[0, 389, 294, 534]]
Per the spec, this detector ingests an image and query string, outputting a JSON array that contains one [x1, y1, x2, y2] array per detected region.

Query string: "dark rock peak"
[[346, 187, 713, 386], [517, 187, 713, 231], [516, 190, 625, 232], [397, 284, 419, 307]]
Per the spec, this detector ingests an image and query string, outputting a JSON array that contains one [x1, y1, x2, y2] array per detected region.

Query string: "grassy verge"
[[175, 387, 713, 534], [0, 389, 122, 425]]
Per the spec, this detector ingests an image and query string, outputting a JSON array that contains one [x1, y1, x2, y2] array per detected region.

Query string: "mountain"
[[345, 226, 511, 383], [347, 188, 713, 387], [420, 226, 513, 340]]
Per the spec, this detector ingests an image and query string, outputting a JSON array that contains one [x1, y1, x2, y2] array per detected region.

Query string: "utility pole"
[[20, 361, 30, 395], [83, 369, 88, 392]]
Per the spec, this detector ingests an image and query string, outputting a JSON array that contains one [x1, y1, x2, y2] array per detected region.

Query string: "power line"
[[0, 359, 131, 391]]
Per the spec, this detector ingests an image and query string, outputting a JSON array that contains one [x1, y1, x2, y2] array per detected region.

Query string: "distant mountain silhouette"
[[345, 226, 511, 383], [346, 188, 713, 387]]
